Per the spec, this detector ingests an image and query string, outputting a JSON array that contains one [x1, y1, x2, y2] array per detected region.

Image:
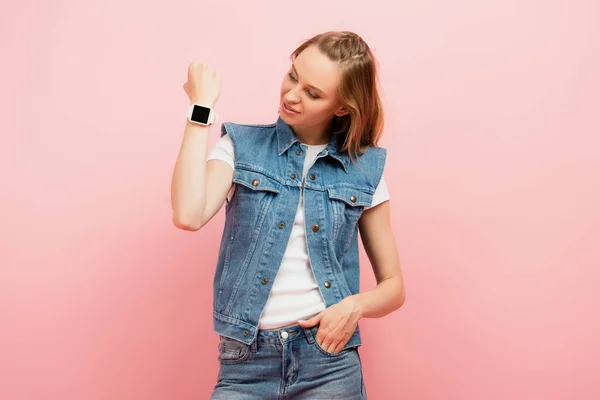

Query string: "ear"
[[334, 107, 349, 117]]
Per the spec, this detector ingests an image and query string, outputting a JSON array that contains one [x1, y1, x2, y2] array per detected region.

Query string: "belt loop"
[[250, 335, 258, 353], [303, 326, 315, 344]]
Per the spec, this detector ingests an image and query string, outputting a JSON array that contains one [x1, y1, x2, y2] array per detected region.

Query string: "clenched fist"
[[183, 63, 221, 107]]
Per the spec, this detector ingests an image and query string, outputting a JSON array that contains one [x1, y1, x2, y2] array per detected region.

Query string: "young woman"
[[171, 30, 405, 400]]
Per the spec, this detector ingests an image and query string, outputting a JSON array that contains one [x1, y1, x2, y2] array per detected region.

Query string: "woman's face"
[[279, 45, 347, 129]]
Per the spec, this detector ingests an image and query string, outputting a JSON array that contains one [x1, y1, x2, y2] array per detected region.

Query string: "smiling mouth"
[[284, 103, 299, 113]]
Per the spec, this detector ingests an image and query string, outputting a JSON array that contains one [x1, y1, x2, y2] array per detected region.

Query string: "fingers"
[[317, 332, 339, 354], [320, 338, 343, 354], [184, 62, 221, 105], [317, 329, 352, 354]]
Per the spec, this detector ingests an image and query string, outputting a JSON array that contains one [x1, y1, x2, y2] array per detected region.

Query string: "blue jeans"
[[210, 323, 367, 399]]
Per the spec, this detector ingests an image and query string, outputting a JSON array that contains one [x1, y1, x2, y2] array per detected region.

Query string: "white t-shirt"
[[208, 133, 390, 329]]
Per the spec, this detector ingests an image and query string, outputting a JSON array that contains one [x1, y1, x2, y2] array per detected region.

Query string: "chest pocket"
[[327, 186, 374, 254], [231, 168, 282, 227]]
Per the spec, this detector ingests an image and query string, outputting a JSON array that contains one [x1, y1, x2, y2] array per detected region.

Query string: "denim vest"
[[213, 116, 387, 350]]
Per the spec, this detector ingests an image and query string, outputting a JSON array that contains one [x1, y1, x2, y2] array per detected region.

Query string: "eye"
[[288, 73, 319, 99]]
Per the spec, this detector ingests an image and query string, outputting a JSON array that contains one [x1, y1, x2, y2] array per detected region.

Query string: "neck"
[[291, 118, 334, 145]]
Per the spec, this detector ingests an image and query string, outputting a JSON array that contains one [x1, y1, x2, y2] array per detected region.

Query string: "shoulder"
[[342, 145, 387, 191], [354, 145, 387, 170], [364, 145, 387, 161], [214, 132, 233, 151], [220, 121, 277, 139], [219, 121, 279, 163]]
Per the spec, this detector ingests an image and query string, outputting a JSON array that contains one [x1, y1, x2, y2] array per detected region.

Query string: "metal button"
[[243, 330, 249, 337], [278, 221, 286, 229], [350, 195, 357, 202], [262, 277, 269, 284], [309, 173, 316, 180], [296, 150, 303, 156], [312, 224, 320, 232], [252, 179, 259, 186], [324, 281, 331, 288], [281, 331, 289, 339], [291, 173, 297, 180]]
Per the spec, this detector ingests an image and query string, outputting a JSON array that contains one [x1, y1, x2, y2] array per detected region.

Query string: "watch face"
[[191, 105, 210, 124]]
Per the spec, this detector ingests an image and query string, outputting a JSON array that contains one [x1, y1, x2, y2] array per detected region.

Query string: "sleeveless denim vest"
[[213, 116, 387, 350]]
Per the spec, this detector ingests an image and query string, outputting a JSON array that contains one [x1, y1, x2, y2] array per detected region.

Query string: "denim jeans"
[[210, 323, 367, 399]]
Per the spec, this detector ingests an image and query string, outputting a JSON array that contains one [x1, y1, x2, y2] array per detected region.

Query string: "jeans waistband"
[[256, 323, 319, 345]]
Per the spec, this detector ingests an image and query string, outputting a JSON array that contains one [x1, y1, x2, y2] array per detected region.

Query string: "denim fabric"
[[210, 323, 367, 399], [213, 116, 387, 350]]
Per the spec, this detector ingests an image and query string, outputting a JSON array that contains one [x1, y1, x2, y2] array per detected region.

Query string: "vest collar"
[[276, 116, 349, 173]]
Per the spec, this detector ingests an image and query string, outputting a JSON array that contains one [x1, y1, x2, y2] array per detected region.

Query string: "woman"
[[171, 30, 405, 400]]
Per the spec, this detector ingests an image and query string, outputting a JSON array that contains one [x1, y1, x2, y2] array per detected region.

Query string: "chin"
[[279, 108, 297, 123]]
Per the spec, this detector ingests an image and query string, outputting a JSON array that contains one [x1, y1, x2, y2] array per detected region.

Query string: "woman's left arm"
[[297, 200, 405, 353], [353, 199, 406, 318]]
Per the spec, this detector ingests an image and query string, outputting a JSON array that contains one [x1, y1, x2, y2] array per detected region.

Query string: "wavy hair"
[[289, 31, 385, 163]]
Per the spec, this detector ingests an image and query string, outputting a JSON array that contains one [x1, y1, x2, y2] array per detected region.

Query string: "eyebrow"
[[291, 63, 326, 95]]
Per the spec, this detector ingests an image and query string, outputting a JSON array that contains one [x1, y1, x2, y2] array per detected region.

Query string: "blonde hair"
[[289, 31, 385, 164]]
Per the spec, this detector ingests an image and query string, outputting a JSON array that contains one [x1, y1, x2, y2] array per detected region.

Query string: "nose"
[[285, 87, 302, 103]]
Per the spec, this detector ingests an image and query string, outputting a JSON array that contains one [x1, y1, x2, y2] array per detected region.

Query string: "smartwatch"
[[187, 103, 218, 126]]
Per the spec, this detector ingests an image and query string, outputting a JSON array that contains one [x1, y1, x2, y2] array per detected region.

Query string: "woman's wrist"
[[190, 98, 216, 108]]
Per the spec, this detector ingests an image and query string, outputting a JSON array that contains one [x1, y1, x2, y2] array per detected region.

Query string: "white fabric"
[[207, 133, 390, 329]]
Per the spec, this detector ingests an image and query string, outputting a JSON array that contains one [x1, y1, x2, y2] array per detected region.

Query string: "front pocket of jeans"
[[313, 339, 356, 357], [217, 335, 251, 364]]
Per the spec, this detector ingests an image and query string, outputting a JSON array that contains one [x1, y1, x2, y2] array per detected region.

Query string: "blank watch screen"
[[191, 105, 210, 123]]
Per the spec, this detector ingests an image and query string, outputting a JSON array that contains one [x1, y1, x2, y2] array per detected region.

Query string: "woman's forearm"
[[353, 276, 405, 319], [170, 118, 212, 230]]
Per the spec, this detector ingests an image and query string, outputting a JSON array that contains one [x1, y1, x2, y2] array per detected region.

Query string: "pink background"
[[2, 1, 599, 399]]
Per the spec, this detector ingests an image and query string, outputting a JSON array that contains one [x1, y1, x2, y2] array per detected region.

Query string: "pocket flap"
[[233, 169, 282, 194], [327, 186, 373, 207]]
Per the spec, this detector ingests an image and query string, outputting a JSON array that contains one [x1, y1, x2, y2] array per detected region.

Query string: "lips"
[[283, 102, 299, 114]]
